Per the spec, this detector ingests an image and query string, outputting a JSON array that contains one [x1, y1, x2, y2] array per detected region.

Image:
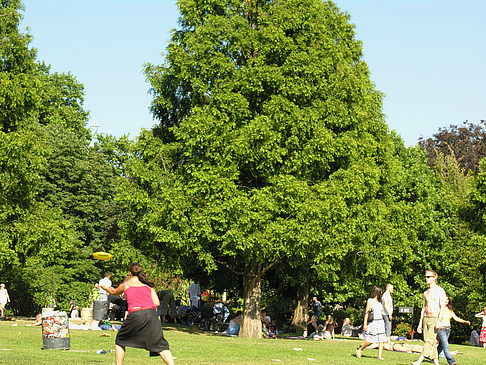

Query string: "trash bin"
[[42, 311, 70, 350], [93, 300, 109, 320]]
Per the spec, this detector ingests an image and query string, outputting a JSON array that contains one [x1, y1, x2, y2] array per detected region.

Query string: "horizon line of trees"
[[1, 0, 485, 339]]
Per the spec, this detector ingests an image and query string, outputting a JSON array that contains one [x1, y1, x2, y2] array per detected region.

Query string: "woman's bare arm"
[[151, 288, 160, 307], [102, 282, 126, 296]]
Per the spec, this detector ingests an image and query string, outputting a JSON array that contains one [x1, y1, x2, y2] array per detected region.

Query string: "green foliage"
[[149, 268, 191, 306], [0, 0, 118, 314], [137, 0, 400, 337]]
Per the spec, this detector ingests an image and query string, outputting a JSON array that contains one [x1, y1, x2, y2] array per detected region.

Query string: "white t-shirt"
[[99, 277, 111, 296], [0, 289, 8, 304], [188, 283, 201, 307], [382, 291, 393, 316]]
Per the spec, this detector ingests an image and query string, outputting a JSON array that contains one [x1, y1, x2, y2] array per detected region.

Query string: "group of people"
[[356, 270, 472, 365], [223, 310, 275, 338], [306, 314, 339, 340]]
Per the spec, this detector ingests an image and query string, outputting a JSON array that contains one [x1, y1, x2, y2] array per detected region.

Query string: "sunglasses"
[[425, 275, 434, 278]]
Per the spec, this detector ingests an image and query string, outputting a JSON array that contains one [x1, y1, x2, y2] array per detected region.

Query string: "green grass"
[[1, 320, 486, 364]]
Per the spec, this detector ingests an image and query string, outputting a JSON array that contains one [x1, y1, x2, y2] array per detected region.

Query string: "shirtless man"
[[411, 270, 446, 365]]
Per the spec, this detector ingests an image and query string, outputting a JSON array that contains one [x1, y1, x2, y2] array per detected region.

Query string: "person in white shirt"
[[382, 284, 394, 343], [0, 284, 10, 317], [98, 273, 111, 301], [188, 283, 201, 308]]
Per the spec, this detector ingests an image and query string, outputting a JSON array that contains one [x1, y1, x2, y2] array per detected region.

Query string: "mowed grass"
[[1, 320, 486, 364]]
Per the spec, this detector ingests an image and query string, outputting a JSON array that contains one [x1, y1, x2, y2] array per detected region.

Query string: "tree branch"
[[214, 258, 246, 276]]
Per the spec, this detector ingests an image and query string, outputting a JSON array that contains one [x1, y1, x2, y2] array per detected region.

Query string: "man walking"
[[311, 297, 322, 318], [411, 270, 446, 365], [0, 284, 10, 317], [382, 284, 394, 343]]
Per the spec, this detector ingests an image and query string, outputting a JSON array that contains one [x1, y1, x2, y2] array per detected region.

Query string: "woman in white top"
[[356, 285, 386, 360], [475, 306, 486, 348]]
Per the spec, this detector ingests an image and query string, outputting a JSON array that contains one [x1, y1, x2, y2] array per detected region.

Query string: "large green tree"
[[0, 0, 112, 313], [128, 0, 399, 338]]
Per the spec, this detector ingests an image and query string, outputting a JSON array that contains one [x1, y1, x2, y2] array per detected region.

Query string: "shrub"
[[393, 322, 414, 338]]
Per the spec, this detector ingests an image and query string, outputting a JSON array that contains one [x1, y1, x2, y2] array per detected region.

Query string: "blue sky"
[[22, 0, 485, 146]]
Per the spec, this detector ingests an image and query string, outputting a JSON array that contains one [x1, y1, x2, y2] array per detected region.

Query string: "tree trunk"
[[291, 278, 309, 329], [240, 271, 262, 338]]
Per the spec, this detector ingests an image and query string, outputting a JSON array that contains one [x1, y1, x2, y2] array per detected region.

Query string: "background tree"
[[0, 0, 120, 313], [419, 120, 486, 173]]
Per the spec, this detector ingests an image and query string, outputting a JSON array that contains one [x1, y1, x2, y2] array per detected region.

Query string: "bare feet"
[[356, 348, 362, 358], [378, 357, 384, 360]]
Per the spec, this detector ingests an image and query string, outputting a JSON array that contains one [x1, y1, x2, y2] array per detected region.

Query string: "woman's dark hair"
[[129, 262, 154, 287], [445, 294, 453, 311], [369, 285, 383, 302]]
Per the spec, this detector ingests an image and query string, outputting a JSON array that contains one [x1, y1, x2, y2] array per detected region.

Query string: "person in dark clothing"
[[307, 315, 319, 337], [101, 263, 175, 365], [311, 297, 322, 318], [157, 290, 177, 323]]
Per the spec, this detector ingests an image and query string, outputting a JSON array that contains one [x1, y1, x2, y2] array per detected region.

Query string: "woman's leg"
[[437, 328, 455, 364], [115, 344, 126, 365], [377, 343, 384, 360], [160, 349, 176, 365], [356, 341, 371, 358]]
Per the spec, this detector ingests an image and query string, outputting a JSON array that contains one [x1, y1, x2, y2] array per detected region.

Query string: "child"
[[475, 307, 486, 348]]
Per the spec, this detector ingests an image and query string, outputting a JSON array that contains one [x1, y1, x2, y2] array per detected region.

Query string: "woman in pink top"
[[101, 263, 175, 365]]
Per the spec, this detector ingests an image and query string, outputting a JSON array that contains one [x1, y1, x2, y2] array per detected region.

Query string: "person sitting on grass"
[[224, 312, 242, 336], [307, 315, 319, 337], [32, 313, 42, 326], [471, 326, 480, 347], [323, 315, 338, 340], [341, 318, 362, 337]]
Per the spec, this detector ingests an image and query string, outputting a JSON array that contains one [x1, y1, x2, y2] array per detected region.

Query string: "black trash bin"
[[93, 300, 109, 320], [42, 311, 70, 350]]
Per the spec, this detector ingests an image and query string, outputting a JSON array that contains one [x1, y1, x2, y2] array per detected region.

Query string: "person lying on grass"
[[368, 342, 459, 355]]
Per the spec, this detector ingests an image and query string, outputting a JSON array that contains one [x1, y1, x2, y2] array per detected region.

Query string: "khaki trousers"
[[422, 316, 438, 359]]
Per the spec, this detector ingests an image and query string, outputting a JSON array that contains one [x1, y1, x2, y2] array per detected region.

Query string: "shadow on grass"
[[161, 323, 223, 336]]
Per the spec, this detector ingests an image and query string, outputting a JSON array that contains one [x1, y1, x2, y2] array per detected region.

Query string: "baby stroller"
[[198, 305, 216, 331], [211, 302, 230, 331], [198, 302, 230, 331], [185, 298, 206, 325]]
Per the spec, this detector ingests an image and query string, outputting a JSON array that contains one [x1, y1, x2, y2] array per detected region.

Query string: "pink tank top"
[[124, 284, 155, 311]]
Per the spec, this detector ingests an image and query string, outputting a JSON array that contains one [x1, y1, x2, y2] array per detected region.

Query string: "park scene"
[[1, 0, 485, 363]]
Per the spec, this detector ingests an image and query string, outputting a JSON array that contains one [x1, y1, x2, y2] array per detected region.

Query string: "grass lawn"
[[1, 319, 486, 364]]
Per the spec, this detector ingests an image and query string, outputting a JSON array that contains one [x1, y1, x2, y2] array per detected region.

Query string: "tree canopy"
[[133, 0, 401, 338], [419, 120, 486, 173]]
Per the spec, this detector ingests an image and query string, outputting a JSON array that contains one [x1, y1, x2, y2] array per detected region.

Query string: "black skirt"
[[116, 308, 169, 352]]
